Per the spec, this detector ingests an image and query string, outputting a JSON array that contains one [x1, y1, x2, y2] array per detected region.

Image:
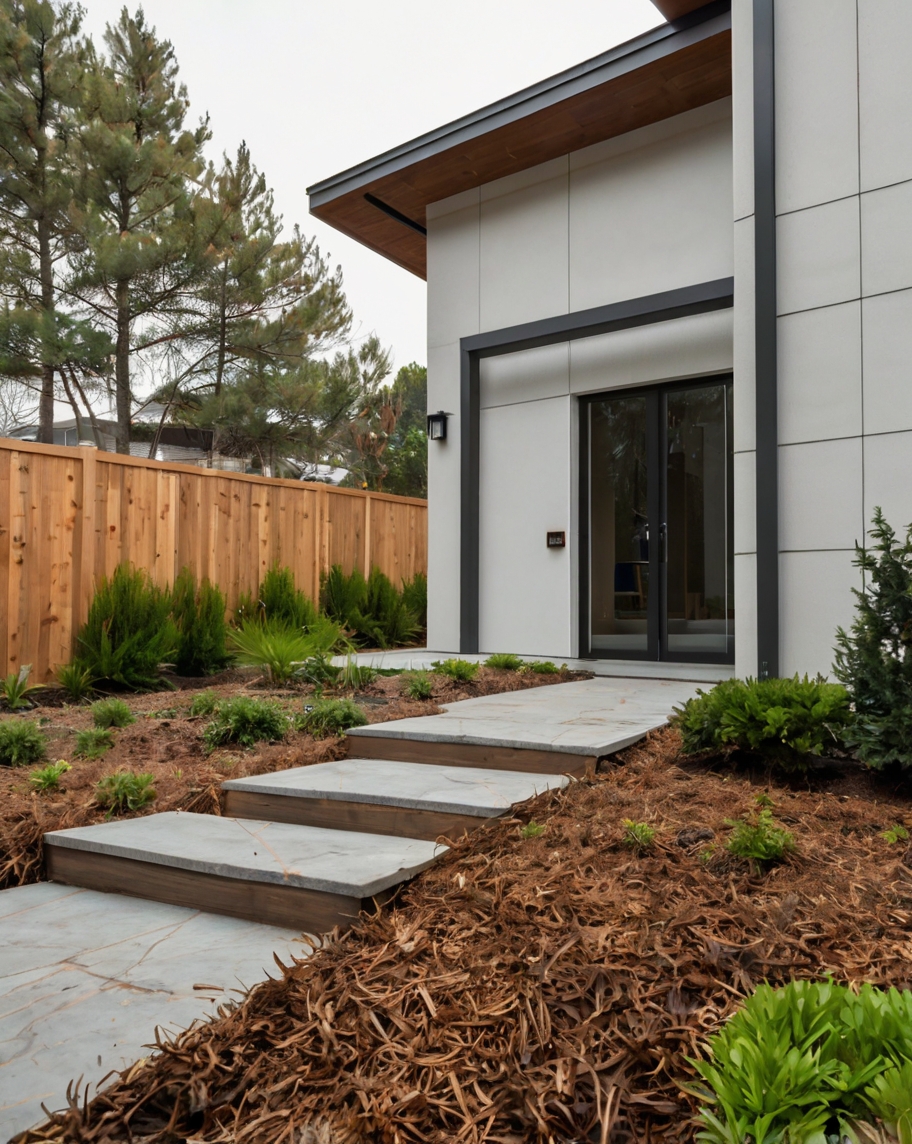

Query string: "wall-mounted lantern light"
[[426, 410, 451, 441]]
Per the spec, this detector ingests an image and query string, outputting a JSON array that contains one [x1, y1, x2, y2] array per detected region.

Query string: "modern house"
[[308, 0, 909, 681]]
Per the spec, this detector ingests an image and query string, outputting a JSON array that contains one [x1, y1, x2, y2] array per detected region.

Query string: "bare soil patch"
[[19, 728, 912, 1143]]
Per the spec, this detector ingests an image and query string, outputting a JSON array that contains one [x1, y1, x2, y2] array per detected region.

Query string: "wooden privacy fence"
[[0, 439, 428, 681]]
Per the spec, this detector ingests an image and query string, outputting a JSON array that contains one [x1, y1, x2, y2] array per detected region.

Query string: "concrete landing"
[[0, 882, 307, 1140], [348, 676, 700, 758]]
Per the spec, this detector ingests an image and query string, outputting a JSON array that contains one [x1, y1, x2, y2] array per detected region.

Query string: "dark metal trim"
[[753, 0, 778, 678], [308, 2, 731, 207], [363, 193, 428, 236], [459, 277, 735, 654]]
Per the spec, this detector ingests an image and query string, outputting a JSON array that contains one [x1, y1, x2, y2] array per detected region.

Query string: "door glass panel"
[[590, 395, 649, 654], [664, 383, 734, 658]]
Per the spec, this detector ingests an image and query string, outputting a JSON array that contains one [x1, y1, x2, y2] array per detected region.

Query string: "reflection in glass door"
[[583, 377, 734, 664]]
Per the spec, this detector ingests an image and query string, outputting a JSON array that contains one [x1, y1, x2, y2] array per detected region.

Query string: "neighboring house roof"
[[306, 0, 730, 278]]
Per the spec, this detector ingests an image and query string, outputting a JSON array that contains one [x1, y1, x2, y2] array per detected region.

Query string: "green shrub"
[[75, 727, 114, 759], [171, 568, 230, 677], [299, 697, 368, 739], [622, 820, 656, 851], [485, 653, 523, 671], [526, 660, 560, 675], [0, 719, 47, 767], [431, 658, 479, 683], [75, 564, 178, 690], [203, 697, 289, 749], [835, 508, 912, 770], [690, 980, 912, 1144], [321, 565, 420, 649], [401, 571, 427, 630], [298, 652, 342, 687], [403, 669, 433, 700], [337, 655, 377, 690], [725, 795, 795, 865], [55, 662, 96, 702], [91, 697, 135, 729], [189, 690, 221, 718], [1, 665, 43, 710], [30, 760, 71, 792], [670, 675, 851, 771], [229, 617, 342, 684], [96, 771, 156, 816], [258, 564, 318, 630]]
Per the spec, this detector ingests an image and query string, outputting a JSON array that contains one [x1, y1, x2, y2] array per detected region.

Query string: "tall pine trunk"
[[114, 278, 131, 454], [37, 217, 55, 444]]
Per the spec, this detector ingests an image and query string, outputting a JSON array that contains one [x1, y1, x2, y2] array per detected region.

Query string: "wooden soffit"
[[308, 1, 731, 280], [651, 0, 720, 19]]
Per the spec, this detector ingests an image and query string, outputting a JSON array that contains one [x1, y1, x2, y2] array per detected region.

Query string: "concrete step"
[[44, 812, 443, 933], [222, 759, 569, 840]]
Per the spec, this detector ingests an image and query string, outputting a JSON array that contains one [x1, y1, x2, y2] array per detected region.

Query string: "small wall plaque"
[[547, 531, 566, 549]]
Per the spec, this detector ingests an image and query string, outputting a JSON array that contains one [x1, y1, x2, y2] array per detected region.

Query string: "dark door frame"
[[579, 374, 735, 666], [458, 277, 735, 655]]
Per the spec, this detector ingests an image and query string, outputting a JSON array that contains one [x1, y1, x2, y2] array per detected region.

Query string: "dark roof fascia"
[[307, 0, 732, 209]]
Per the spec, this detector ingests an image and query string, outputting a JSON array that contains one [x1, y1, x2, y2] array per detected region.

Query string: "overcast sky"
[[80, 0, 662, 376]]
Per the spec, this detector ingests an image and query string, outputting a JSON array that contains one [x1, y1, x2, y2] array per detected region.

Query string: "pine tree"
[[833, 507, 912, 768], [68, 7, 210, 452], [0, 0, 86, 440]]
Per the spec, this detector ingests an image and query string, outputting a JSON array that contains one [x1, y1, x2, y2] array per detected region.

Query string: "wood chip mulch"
[[18, 728, 912, 1144]]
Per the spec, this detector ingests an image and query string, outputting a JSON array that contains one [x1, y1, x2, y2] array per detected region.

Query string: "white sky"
[[80, 0, 663, 376]]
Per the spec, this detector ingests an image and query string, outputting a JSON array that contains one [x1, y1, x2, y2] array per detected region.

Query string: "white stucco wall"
[[426, 99, 735, 656]]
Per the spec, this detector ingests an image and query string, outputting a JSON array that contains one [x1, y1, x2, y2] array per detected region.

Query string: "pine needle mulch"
[[18, 729, 912, 1144]]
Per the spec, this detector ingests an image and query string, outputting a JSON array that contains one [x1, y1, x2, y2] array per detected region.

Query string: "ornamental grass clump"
[[670, 674, 851, 772], [299, 698, 368, 739], [55, 662, 96, 702], [229, 616, 342, 685], [203, 697, 289, 750], [75, 727, 114, 759], [96, 772, 156, 816], [0, 719, 47, 767], [91, 697, 135, 729]]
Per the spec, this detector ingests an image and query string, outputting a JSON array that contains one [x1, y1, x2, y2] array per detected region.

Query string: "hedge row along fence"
[[0, 439, 427, 682]]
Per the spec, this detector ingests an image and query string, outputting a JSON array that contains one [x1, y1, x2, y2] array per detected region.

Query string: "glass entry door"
[[582, 377, 734, 664]]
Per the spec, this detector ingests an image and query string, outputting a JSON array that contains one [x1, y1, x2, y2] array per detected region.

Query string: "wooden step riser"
[[223, 789, 491, 842], [45, 844, 388, 933], [348, 735, 594, 776]]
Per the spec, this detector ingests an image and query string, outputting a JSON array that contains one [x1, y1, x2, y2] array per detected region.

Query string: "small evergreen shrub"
[[30, 760, 71, 792], [75, 564, 178, 690], [258, 564, 318, 630], [834, 508, 912, 769], [0, 665, 43, 710], [402, 669, 433, 700], [725, 795, 795, 864], [622, 820, 657, 851], [189, 690, 221, 718], [690, 980, 912, 1144], [432, 658, 479, 683], [75, 727, 114, 759], [203, 697, 289, 749], [96, 771, 156, 816], [171, 568, 230, 677], [670, 675, 851, 771], [56, 663, 96, 702], [299, 698, 368, 739], [91, 697, 135, 729], [321, 565, 420, 649], [401, 571, 427, 630], [485, 653, 523, 671], [0, 720, 47, 767]]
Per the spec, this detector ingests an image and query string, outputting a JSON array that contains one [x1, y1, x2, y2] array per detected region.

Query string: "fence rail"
[[0, 439, 428, 681]]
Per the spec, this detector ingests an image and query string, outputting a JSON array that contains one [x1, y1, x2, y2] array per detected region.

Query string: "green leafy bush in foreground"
[[203, 697, 289, 750], [671, 675, 851, 771], [229, 616, 341, 684], [30, 760, 71, 792], [55, 662, 96, 702], [402, 669, 433, 700], [0, 719, 47, 767], [432, 658, 479, 683], [91, 697, 135, 729], [485, 653, 523, 671], [171, 568, 230, 677], [75, 727, 114, 759], [725, 795, 795, 865], [299, 698, 368, 739], [96, 771, 156, 816], [690, 980, 912, 1144], [834, 508, 912, 770]]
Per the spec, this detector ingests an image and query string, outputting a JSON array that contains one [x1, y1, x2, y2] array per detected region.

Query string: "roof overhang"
[[650, 0, 720, 19], [307, 0, 731, 280]]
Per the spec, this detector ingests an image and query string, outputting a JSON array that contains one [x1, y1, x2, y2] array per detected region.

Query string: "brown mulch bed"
[[0, 666, 588, 891], [18, 728, 912, 1144]]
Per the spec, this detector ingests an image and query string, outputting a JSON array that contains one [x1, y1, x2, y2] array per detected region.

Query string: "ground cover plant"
[[402, 669, 433, 699], [74, 727, 114, 759], [0, 719, 47, 767], [485, 653, 524, 670], [91, 697, 135, 729], [299, 697, 368, 739], [0, 665, 43, 710], [28, 760, 71, 792], [203, 697, 289, 749], [724, 794, 795, 866], [96, 772, 157, 816], [432, 657, 480, 682], [27, 727, 912, 1144]]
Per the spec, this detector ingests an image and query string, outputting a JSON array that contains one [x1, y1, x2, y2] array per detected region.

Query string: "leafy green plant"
[[0, 719, 47, 767], [96, 771, 156, 816], [321, 565, 419, 649], [485, 653, 523, 671], [525, 660, 560, 675], [835, 509, 912, 770], [258, 564, 318, 630], [521, 820, 546, 840], [229, 617, 341, 684], [170, 568, 230, 677], [882, 824, 910, 845], [189, 690, 221, 718], [622, 820, 657, 851], [401, 571, 427, 630], [670, 675, 851, 772], [725, 795, 795, 864], [91, 697, 135, 729], [297, 652, 342, 688], [0, 665, 44, 710], [337, 655, 377, 690], [75, 564, 178, 690], [30, 760, 71, 792], [75, 727, 114, 759], [203, 697, 289, 749], [298, 698, 368, 739], [431, 658, 480, 683], [55, 662, 96, 702], [690, 981, 912, 1144], [403, 670, 433, 700]]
